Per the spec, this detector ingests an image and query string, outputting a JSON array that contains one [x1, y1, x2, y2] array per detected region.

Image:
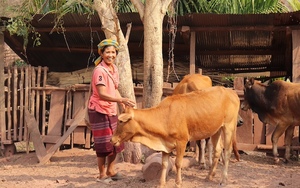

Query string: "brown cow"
[[111, 86, 240, 187], [241, 78, 300, 163], [173, 74, 241, 169]]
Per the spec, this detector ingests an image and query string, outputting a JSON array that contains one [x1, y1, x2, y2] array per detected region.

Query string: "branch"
[[125, 23, 132, 44], [130, 0, 145, 21], [162, 0, 174, 14]]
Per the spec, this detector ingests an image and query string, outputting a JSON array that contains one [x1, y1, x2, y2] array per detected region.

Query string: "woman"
[[88, 39, 135, 182]]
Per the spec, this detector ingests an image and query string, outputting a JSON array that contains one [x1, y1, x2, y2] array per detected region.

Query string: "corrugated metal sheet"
[[2, 11, 300, 82]]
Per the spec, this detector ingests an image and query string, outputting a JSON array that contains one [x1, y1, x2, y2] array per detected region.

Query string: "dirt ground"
[[0, 145, 300, 188]]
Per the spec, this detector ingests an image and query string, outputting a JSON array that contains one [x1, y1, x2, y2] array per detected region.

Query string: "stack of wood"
[[47, 67, 93, 86]]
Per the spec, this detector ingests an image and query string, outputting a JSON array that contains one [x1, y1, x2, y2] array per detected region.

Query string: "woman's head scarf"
[[94, 39, 119, 66]]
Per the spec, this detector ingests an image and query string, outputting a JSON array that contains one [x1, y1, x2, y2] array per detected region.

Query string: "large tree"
[[130, 0, 173, 108]]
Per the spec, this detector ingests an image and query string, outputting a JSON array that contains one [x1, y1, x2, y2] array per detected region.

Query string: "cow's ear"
[[118, 113, 132, 122], [249, 77, 255, 84], [245, 78, 254, 89]]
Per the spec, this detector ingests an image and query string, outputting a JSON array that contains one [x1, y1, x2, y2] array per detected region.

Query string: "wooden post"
[[7, 69, 11, 141], [190, 31, 196, 74], [13, 66, 18, 140], [292, 30, 300, 83], [42, 67, 48, 136], [292, 29, 300, 146], [0, 28, 6, 146], [19, 67, 24, 141], [24, 66, 29, 142], [285, 27, 292, 79]]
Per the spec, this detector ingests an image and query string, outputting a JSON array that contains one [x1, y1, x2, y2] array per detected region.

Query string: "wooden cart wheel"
[[4, 144, 16, 157]]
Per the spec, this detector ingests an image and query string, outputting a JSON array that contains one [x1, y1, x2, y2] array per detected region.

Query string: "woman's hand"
[[120, 98, 135, 107]]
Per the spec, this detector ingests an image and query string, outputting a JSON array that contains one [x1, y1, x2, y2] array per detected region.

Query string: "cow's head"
[[241, 78, 256, 111], [244, 77, 255, 89], [111, 107, 138, 146]]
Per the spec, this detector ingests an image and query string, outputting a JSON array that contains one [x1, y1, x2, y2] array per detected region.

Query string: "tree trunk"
[[142, 1, 165, 108], [93, 0, 141, 164]]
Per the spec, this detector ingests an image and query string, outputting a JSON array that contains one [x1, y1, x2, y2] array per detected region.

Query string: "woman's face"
[[100, 46, 118, 65]]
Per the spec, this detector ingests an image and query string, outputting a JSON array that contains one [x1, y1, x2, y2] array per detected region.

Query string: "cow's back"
[[173, 74, 212, 94], [270, 81, 300, 123], [165, 86, 240, 141]]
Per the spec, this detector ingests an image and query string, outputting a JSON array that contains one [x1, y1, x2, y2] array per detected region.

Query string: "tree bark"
[[132, 0, 172, 108], [93, 0, 141, 164]]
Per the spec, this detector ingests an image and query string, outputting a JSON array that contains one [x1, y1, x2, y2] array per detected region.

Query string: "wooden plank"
[[47, 90, 66, 136], [292, 30, 300, 83], [41, 135, 61, 144], [233, 77, 244, 90], [257, 144, 300, 150], [253, 113, 265, 144], [0, 31, 5, 143], [85, 129, 91, 148], [25, 109, 47, 162], [13, 66, 18, 140], [7, 69, 12, 141], [24, 66, 29, 142], [69, 92, 89, 146], [27, 66, 34, 153], [30, 66, 36, 117], [72, 92, 87, 116], [18, 67, 24, 141], [39, 110, 85, 164], [236, 143, 257, 151], [63, 92, 72, 145], [163, 82, 171, 88], [35, 66, 41, 126], [42, 67, 48, 135], [73, 127, 86, 145], [236, 109, 253, 144], [189, 31, 195, 74]]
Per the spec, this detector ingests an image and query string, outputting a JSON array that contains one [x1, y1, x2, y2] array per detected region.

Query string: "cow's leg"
[[271, 125, 286, 163], [159, 152, 169, 188], [198, 139, 206, 169], [220, 126, 234, 185], [283, 125, 295, 163], [207, 138, 213, 167], [207, 129, 222, 181], [174, 142, 186, 187]]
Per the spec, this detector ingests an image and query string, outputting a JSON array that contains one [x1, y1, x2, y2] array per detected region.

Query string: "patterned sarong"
[[88, 109, 124, 157]]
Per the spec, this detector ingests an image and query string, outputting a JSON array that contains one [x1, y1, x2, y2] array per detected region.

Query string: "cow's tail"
[[232, 122, 240, 161], [232, 138, 240, 161]]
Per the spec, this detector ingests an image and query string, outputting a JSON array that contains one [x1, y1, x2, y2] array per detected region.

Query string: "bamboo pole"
[[35, 66, 41, 126], [18, 67, 24, 141], [42, 67, 48, 136], [24, 66, 29, 141], [7, 69, 12, 141], [0, 32, 7, 145], [25, 65, 31, 153], [13, 66, 18, 141]]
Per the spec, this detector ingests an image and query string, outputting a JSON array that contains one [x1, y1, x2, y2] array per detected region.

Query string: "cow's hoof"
[[283, 158, 289, 164], [206, 175, 213, 181], [219, 182, 227, 186], [199, 163, 206, 170], [220, 178, 228, 186], [157, 184, 165, 188], [274, 157, 280, 164]]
